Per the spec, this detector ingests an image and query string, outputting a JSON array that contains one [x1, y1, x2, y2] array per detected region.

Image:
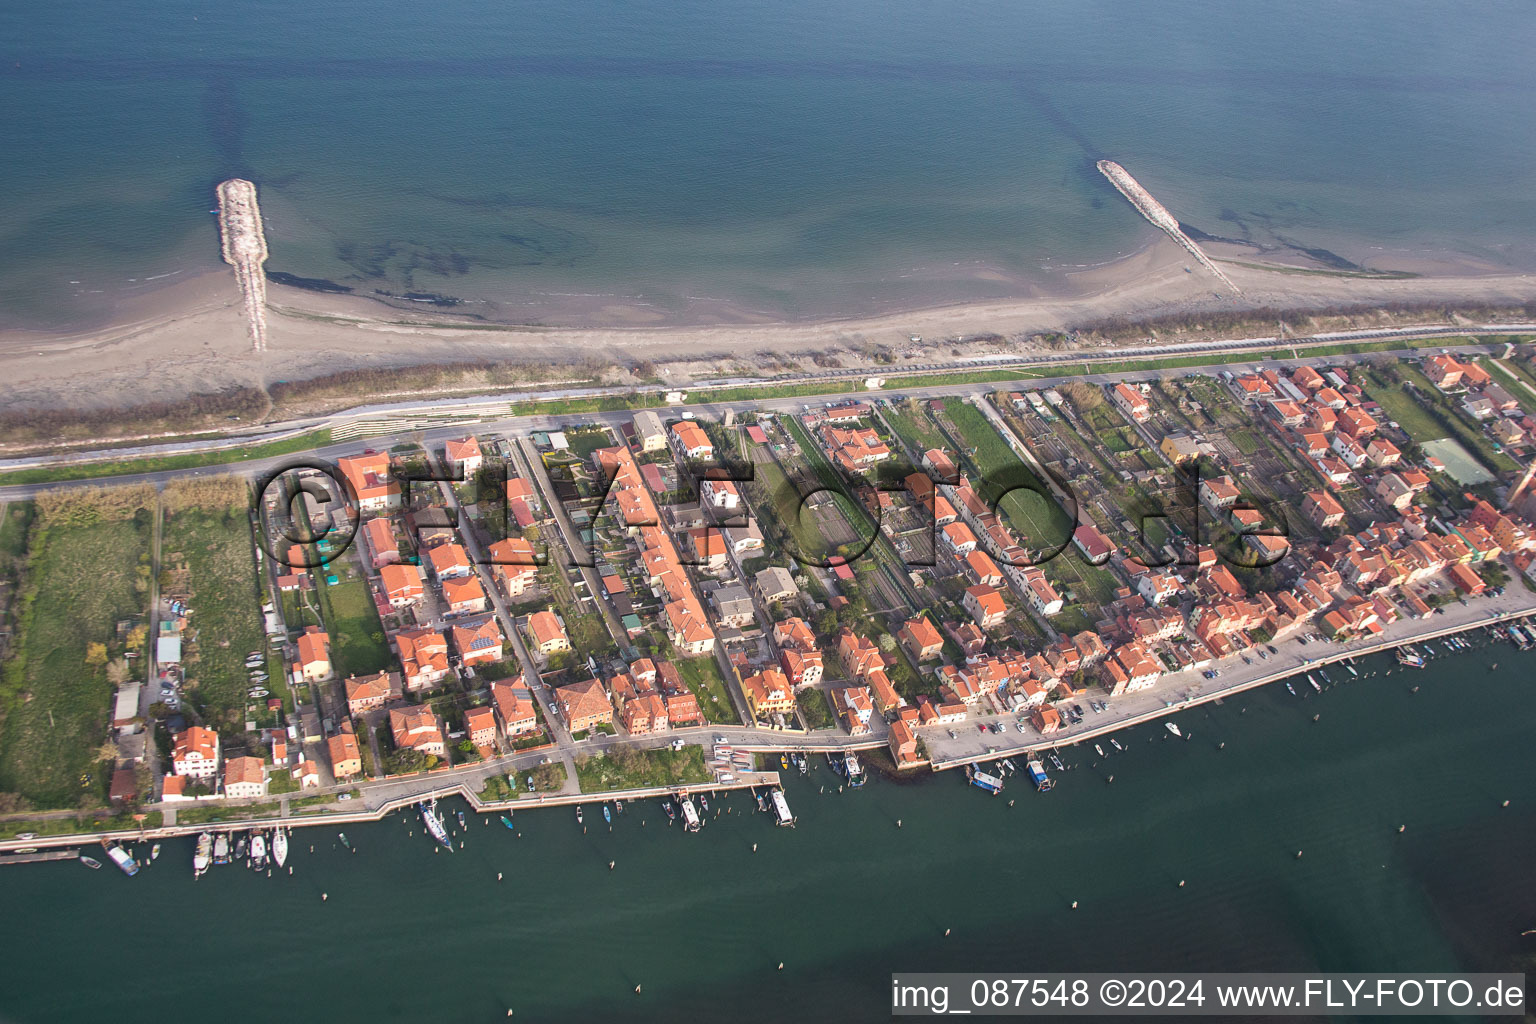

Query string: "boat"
[[194, 833, 212, 877], [754, 791, 767, 813], [150, 843, 160, 861], [80, 855, 102, 870], [234, 835, 248, 860], [250, 832, 267, 869], [769, 788, 796, 827], [965, 764, 1004, 795], [613, 800, 623, 814], [796, 753, 808, 775], [104, 843, 139, 877], [500, 815, 516, 830], [679, 796, 701, 832], [1397, 647, 1426, 668], [338, 832, 351, 850], [1110, 739, 1124, 752], [663, 799, 677, 822], [845, 751, 866, 787], [1165, 722, 1183, 739], [602, 805, 611, 825], [1307, 674, 1321, 693], [1319, 670, 1332, 685], [213, 833, 230, 865], [1346, 664, 1358, 677], [457, 810, 466, 829], [1026, 758, 1054, 792], [273, 829, 288, 869], [699, 794, 709, 813], [781, 754, 790, 770], [420, 801, 452, 851], [1094, 743, 1106, 757]]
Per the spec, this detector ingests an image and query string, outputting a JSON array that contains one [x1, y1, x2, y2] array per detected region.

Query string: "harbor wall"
[[1098, 159, 1242, 295]]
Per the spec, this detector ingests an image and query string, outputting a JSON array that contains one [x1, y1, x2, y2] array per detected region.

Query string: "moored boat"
[[680, 796, 700, 832], [213, 833, 230, 865], [1165, 722, 1183, 739], [273, 829, 288, 869], [769, 788, 796, 827], [420, 801, 452, 851], [602, 805, 611, 825], [194, 833, 212, 877], [1026, 758, 1054, 792], [80, 855, 102, 870], [966, 764, 1004, 795], [845, 752, 866, 788], [500, 815, 516, 830], [250, 831, 267, 869], [105, 843, 139, 877]]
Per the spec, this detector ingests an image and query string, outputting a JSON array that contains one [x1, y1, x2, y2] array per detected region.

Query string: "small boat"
[[796, 754, 808, 775], [699, 794, 709, 813], [1346, 664, 1358, 677], [1110, 739, 1124, 752], [1026, 758, 1054, 792], [1165, 722, 1183, 739], [769, 788, 796, 827], [680, 796, 701, 832], [602, 805, 611, 824], [781, 754, 790, 770], [1094, 743, 1107, 757], [755, 792, 767, 813], [105, 843, 139, 877], [338, 832, 351, 850], [663, 799, 677, 821], [613, 800, 623, 814], [150, 843, 160, 861], [250, 832, 267, 869], [273, 829, 288, 869], [576, 806, 584, 826], [194, 833, 212, 877], [457, 811, 466, 829], [845, 752, 866, 787], [1319, 670, 1332, 685], [420, 801, 452, 851], [80, 855, 103, 870], [500, 815, 516, 830], [1307, 674, 1321, 693], [965, 764, 1004, 795], [234, 835, 248, 860], [1397, 647, 1426, 668], [1285, 681, 1297, 695], [213, 833, 230, 865]]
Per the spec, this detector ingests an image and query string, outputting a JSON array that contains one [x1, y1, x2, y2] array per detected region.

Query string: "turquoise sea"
[[0, 645, 1532, 1022], [2, 0, 1536, 329]]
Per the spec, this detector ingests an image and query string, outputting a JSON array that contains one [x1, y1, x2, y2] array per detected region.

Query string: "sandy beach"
[[2, 236, 1533, 412]]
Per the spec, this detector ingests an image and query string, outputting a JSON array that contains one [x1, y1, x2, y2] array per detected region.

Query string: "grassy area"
[[0, 501, 33, 566], [318, 577, 392, 677], [1386, 364, 1519, 473], [1364, 372, 1449, 444], [174, 800, 283, 824], [797, 688, 836, 729], [0, 515, 149, 808], [943, 403, 1072, 548], [881, 403, 949, 455], [574, 744, 710, 792], [514, 761, 567, 796], [668, 646, 739, 724], [0, 429, 334, 486], [161, 506, 271, 732]]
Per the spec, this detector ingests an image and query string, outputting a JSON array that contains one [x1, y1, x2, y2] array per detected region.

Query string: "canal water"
[[2, 643, 1533, 1022]]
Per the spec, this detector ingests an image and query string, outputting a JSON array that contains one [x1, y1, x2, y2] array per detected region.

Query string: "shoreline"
[[3, 591, 1530, 858], [1, 238, 1533, 413]]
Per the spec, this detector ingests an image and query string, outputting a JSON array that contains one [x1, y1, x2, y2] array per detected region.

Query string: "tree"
[[85, 643, 108, 667], [106, 658, 130, 686], [125, 625, 147, 650], [95, 739, 120, 765]]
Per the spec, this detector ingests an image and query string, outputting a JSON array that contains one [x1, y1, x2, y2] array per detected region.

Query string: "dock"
[[0, 849, 79, 866], [1097, 159, 1241, 295], [215, 178, 270, 352]]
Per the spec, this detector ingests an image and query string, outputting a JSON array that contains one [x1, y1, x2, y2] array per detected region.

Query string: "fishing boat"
[[194, 833, 212, 877], [105, 843, 139, 877], [797, 753, 808, 775], [680, 796, 701, 832], [1165, 722, 1183, 739], [1026, 758, 1054, 793], [250, 831, 267, 870], [234, 834, 248, 860], [1048, 753, 1065, 771], [965, 764, 1004, 795], [1110, 739, 1124, 752], [338, 832, 351, 850], [602, 805, 612, 825], [1094, 743, 1107, 757], [273, 829, 288, 869], [1285, 680, 1297, 695], [213, 833, 230, 865], [769, 788, 796, 827], [420, 801, 452, 851], [500, 815, 516, 830], [80, 855, 102, 870], [845, 752, 866, 787], [1397, 647, 1426, 668]]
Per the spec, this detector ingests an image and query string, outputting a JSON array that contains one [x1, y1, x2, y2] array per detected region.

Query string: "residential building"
[[465, 707, 498, 749], [379, 563, 425, 608], [362, 517, 399, 568], [444, 436, 483, 477], [223, 756, 267, 799], [963, 584, 1007, 629], [486, 537, 539, 596], [1110, 382, 1151, 423], [1072, 524, 1113, 564], [426, 542, 473, 580], [172, 725, 220, 779], [389, 706, 446, 758], [709, 584, 755, 628], [554, 677, 613, 734], [442, 575, 488, 616], [1302, 491, 1346, 529], [450, 617, 504, 666], [756, 566, 798, 604], [490, 679, 541, 737], [669, 421, 714, 460], [526, 610, 571, 653], [1159, 432, 1201, 465], [833, 685, 875, 735], [296, 626, 331, 681], [327, 730, 362, 781], [742, 667, 796, 720], [1020, 567, 1064, 615], [701, 478, 741, 510], [395, 628, 451, 691], [633, 410, 667, 452], [888, 719, 922, 768], [897, 615, 944, 662], [336, 451, 400, 512], [1199, 475, 1241, 511], [344, 671, 402, 715]]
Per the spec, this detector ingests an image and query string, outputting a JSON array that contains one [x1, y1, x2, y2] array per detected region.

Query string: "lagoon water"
[[1, 645, 1533, 1022], [2, 0, 1536, 329]]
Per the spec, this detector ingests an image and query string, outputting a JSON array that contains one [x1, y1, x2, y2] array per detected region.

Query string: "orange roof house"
[[296, 626, 331, 681], [554, 677, 613, 734], [526, 610, 570, 653], [362, 517, 399, 568], [450, 617, 504, 665], [395, 628, 450, 690], [389, 706, 446, 758], [897, 615, 944, 662], [379, 563, 424, 608], [442, 574, 487, 615], [963, 584, 1007, 629], [327, 731, 363, 780], [465, 706, 498, 749]]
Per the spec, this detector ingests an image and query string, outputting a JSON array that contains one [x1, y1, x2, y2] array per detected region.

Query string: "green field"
[[882, 404, 949, 456], [796, 688, 835, 729], [668, 646, 739, 724], [575, 744, 710, 792], [0, 429, 334, 486], [943, 403, 1073, 549], [318, 577, 392, 678], [162, 506, 272, 732], [0, 516, 150, 807]]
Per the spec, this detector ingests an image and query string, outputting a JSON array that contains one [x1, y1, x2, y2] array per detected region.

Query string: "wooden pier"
[[0, 849, 80, 866]]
